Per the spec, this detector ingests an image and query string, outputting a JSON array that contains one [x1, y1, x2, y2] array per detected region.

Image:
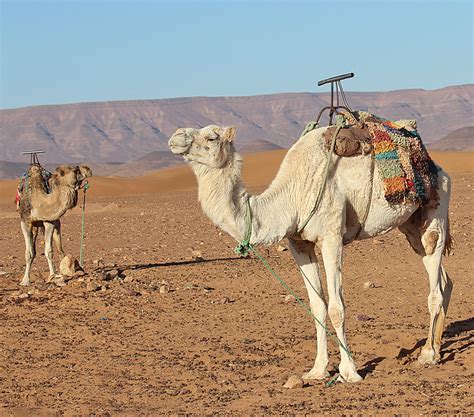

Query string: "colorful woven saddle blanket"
[[342, 111, 439, 206], [15, 165, 52, 209]]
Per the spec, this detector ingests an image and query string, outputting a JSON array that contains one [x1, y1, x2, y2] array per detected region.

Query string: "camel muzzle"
[[168, 129, 193, 155]]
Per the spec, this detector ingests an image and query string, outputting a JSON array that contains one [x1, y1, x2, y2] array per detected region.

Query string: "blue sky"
[[1, 0, 473, 109]]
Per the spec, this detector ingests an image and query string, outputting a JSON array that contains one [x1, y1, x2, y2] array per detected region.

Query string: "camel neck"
[[30, 182, 78, 221], [191, 152, 297, 245]]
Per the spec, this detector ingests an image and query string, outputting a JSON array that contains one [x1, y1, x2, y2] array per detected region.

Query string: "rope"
[[298, 116, 345, 233], [233, 118, 356, 385], [234, 197, 352, 385], [79, 181, 89, 267], [234, 197, 253, 257]]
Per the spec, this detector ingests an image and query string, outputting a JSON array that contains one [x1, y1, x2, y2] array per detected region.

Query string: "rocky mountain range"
[[428, 126, 474, 151], [0, 84, 472, 178]]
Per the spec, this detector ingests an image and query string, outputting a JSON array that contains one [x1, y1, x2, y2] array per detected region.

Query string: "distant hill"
[[1, 84, 472, 166], [238, 139, 284, 154], [428, 126, 474, 151]]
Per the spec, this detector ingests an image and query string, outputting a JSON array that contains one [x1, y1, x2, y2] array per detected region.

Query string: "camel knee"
[[422, 230, 439, 255], [428, 290, 443, 315], [328, 305, 344, 329], [45, 247, 53, 261], [25, 248, 36, 262]]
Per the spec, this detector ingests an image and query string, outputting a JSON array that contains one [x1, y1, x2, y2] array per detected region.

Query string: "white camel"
[[168, 124, 452, 382]]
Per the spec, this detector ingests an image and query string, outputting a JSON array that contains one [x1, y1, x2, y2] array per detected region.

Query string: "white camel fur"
[[169, 124, 452, 382], [18, 164, 92, 286]]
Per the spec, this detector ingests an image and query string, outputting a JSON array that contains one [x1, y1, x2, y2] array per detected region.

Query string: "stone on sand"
[[60, 254, 82, 277], [283, 375, 304, 389]]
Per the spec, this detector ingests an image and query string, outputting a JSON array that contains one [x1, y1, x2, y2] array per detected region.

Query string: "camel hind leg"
[[399, 169, 453, 364], [44, 222, 59, 282], [20, 220, 36, 286], [52, 220, 65, 259]]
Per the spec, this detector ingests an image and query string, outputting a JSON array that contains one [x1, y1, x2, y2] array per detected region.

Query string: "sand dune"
[[0, 150, 472, 204]]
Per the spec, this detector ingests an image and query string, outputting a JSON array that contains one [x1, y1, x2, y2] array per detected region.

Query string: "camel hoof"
[[337, 372, 363, 383], [302, 369, 330, 381], [418, 348, 439, 365], [20, 279, 30, 286], [46, 273, 61, 283]]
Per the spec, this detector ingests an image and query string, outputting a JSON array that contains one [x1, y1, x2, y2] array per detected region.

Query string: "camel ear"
[[78, 165, 92, 179], [222, 127, 235, 142]]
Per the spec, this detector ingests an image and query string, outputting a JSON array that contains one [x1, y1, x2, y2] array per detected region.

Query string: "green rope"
[[233, 119, 355, 385], [248, 244, 352, 358], [300, 121, 319, 138], [234, 197, 253, 257], [298, 116, 346, 233], [234, 202, 352, 386], [79, 182, 89, 267]]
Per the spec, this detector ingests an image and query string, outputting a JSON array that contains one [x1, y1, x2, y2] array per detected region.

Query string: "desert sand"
[[0, 150, 473, 415]]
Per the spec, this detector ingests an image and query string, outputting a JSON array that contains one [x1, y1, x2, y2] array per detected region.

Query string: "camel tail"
[[444, 213, 453, 256]]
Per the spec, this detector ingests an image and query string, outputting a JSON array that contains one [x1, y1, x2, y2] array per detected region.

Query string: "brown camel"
[[18, 164, 92, 286]]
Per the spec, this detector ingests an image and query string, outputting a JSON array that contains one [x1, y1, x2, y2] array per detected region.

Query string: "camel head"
[[169, 125, 236, 168], [50, 165, 92, 190]]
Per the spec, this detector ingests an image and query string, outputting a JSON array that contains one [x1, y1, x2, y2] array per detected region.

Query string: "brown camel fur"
[[19, 164, 92, 286]]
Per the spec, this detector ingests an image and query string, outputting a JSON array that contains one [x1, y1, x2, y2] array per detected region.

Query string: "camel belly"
[[338, 155, 419, 241]]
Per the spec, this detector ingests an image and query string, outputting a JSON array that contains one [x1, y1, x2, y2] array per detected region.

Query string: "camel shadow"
[[396, 317, 474, 364], [359, 356, 385, 378], [95, 256, 251, 275], [440, 318, 474, 363]]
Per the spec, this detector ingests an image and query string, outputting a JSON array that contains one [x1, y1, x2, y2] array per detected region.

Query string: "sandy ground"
[[0, 151, 473, 415]]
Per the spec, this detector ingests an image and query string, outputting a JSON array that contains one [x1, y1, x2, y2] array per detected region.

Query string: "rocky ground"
[[0, 172, 473, 415]]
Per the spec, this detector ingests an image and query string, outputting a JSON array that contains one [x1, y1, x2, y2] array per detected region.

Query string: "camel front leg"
[[288, 239, 329, 380], [52, 220, 65, 260], [44, 222, 58, 281], [321, 234, 362, 382], [20, 221, 36, 286]]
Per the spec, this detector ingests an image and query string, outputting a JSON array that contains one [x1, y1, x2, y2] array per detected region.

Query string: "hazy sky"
[[1, 0, 473, 109]]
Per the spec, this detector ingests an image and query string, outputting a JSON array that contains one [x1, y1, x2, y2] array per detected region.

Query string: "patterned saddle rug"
[[330, 111, 439, 207], [15, 165, 52, 210]]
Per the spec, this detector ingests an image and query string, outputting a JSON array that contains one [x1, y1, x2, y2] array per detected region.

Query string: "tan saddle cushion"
[[323, 126, 373, 157]]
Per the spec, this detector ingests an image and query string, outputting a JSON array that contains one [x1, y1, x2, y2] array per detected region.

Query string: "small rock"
[[219, 297, 234, 304], [284, 294, 295, 303], [53, 277, 66, 287], [202, 286, 214, 294], [0, 271, 9, 276], [60, 254, 83, 277], [86, 281, 100, 292], [363, 281, 376, 289], [123, 276, 134, 283], [103, 269, 119, 281], [159, 285, 169, 294], [283, 375, 304, 389], [192, 250, 204, 262], [356, 314, 374, 322], [184, 283, 199, 290], [277, 245, 288, 252], [120, 286, 140, 297], [18, 293, 30, 299]]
